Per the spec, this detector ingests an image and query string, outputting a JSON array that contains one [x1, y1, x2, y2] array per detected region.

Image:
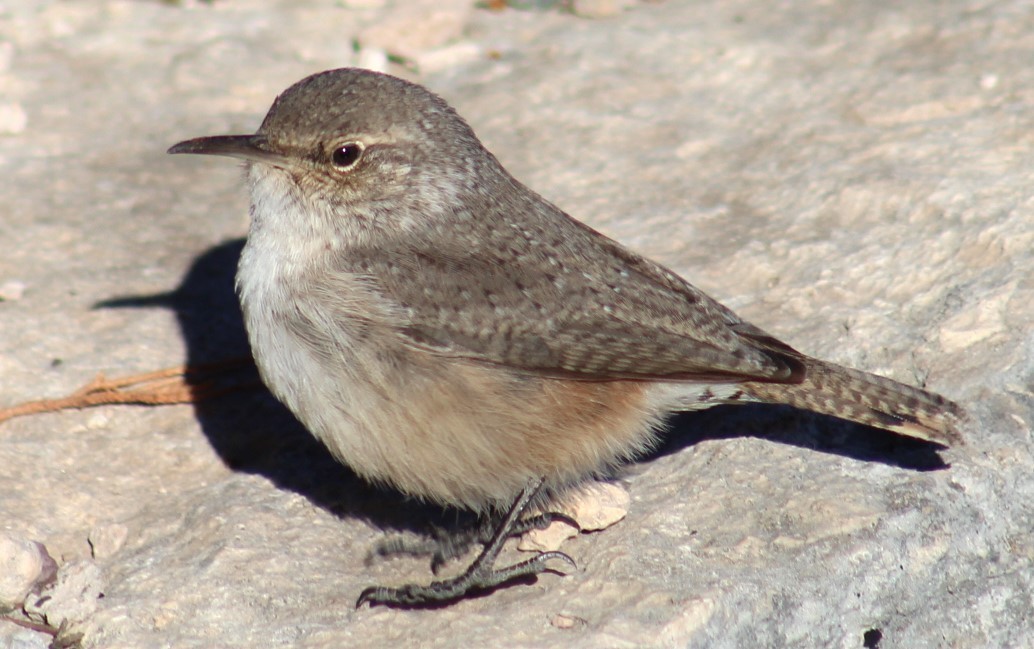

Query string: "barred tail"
[[742, 357, 964, 446]]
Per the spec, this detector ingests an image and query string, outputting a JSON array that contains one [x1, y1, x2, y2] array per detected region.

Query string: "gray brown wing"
[[337, 230, 800, 383]]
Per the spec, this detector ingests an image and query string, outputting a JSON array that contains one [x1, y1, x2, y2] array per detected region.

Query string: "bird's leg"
[[367, 506, 577, 575], [356, 478, 576, 608]]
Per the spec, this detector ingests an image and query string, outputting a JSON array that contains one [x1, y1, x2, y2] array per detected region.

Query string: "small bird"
[[168, 67, 964, 607]]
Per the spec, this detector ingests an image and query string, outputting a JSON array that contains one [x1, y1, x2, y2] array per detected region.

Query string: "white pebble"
[[0, 534, 56, 608], [0, 102, 26, 134], [0, 279, 26, 301]]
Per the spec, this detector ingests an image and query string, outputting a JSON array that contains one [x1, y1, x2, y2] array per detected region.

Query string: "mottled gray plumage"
[[168, 68, 964, 606], [248, 69, 800, 382]]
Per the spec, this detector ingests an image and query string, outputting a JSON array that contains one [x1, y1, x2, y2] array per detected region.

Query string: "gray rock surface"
[[0, 0, 1030, 647]]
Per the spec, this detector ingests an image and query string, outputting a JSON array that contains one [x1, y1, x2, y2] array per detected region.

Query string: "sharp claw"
[[355, 587, 377, 609], [538, 550, 577, 572]]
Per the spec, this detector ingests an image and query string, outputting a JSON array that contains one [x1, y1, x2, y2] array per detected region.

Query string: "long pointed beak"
[[167, 134, 289, 166]]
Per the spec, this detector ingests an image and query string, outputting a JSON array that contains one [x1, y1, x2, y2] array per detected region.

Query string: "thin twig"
[[0, 357, 258, 424]]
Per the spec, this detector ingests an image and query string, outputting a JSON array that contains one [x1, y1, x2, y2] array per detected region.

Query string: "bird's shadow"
[[96, 239, 949, 537], [96, 239, 461, 536], [650, 404, 948, 471]]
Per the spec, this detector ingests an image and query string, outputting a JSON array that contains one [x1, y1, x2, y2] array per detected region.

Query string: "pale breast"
[[237, 166, 700, 510]]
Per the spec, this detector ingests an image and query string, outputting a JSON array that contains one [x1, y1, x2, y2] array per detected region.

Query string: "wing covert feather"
[[334, 212, 801, 383]]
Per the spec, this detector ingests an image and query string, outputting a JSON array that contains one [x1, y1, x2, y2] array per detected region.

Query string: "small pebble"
[[0, 42, 14, 73], [572, 0, 636, 18], [89, 523, 129, 559], [24, 560, 104, 628], [0, 102, 27, 135], [339, 0, 387, 7], [0, 534, 57, 608], [0, 279, 26, 301], [520, 481, 631, 551]]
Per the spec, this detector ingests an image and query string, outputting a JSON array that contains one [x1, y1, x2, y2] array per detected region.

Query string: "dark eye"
[[331, 142, 364, 170]]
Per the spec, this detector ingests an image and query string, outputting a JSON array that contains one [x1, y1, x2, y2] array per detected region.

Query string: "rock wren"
[[168, 68, 963, 607]]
